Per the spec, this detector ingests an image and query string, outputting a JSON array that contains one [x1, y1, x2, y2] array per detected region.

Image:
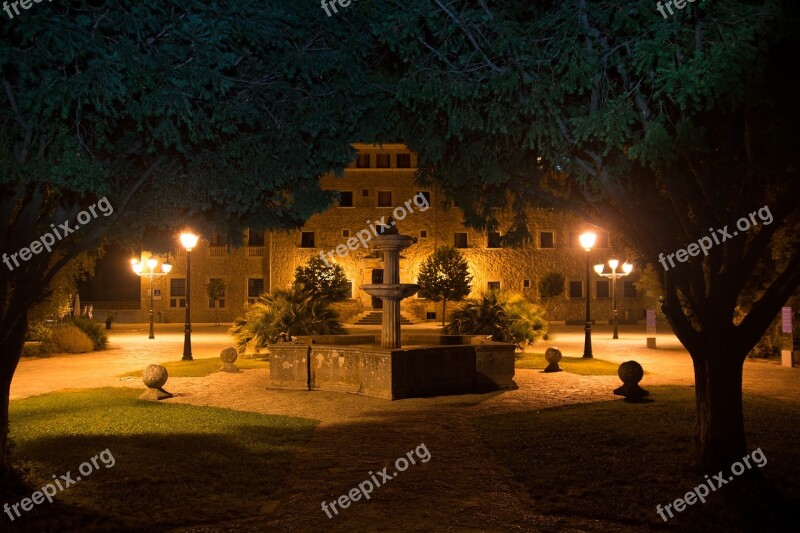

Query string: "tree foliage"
[[365, 0, 800, 470], [538, 272, 566, 300], [417, 246, 472, 325], [293, 256, 350, 302], [206, 278, 227, 326]]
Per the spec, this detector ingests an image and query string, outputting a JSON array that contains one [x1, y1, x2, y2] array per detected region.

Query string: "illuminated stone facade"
[[138, 144, 652, 324]]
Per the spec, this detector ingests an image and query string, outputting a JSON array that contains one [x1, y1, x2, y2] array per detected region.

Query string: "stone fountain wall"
[[268, 340, 516, 400]]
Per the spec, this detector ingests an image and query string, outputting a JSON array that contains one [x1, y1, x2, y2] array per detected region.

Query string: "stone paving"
[[10, 323, 799, 531]]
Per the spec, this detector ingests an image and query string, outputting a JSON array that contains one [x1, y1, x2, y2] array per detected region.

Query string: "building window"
[[487, 231, 502, 248], [623, 280, 637, 298], [300, 231, 315, 248], [420, 230, 427, 239], [356, 154, 370, 168], [426, 311, 436, 320], [376, 153, 390, 168], [396, 153, 412, 168], [170, 278, 186, 308], [247, 229, 264, 247], [342, 229, 350, 238], [208, 278, 226, 308], [247, 278, 264, 304], [454, 232, 468, 248], [523, 279, 531, 288], [362, 189, 369, 197], [488, 281, 501, 291], [210, 233, 225, 246], [539, 231, 555, 249], [596, 280, 610, 298], [569, 281, 583, 298], [377, 191, 392, 207], [338, 191, 354, 207], [416, 191, 431, 205]]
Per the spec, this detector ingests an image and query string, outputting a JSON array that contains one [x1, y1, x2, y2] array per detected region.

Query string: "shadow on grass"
[[474, 385, 800, 531], [4, 388, 317, 531]]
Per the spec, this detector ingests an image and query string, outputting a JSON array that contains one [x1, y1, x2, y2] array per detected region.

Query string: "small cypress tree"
[[417, 246, 473, 326]]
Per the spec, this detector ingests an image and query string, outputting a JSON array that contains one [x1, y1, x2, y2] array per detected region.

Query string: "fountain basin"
[[268, 338, 516, 400], [360, 283, 420, 300]]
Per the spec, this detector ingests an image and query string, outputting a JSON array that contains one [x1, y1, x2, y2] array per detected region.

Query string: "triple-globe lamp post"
[[131, 257, 172, 339], [594, 259, 634, 339]]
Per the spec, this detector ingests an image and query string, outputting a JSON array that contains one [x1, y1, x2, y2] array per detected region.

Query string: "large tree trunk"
[[692, 344, 748, 472], [0, 317, 27, 478]]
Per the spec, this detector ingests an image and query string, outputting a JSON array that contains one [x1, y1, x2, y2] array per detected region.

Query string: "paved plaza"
[[10, 324, 799, 531]]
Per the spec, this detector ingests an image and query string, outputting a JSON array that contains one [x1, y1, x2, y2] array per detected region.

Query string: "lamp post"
[[131, 257, 172, 339], [180, 231, 199, 361], [579, 232, 597, 358], [594, 259, 634, 339]]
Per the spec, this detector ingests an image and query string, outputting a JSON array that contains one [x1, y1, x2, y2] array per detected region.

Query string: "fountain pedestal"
[[360, 234, 419, 349]]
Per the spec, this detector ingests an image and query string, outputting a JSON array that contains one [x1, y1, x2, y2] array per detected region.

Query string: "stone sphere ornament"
[[220, 347, 240, 373], [613, 360, 650, 402], [140, 364, 173, 401], [543, 347, 563, 373]]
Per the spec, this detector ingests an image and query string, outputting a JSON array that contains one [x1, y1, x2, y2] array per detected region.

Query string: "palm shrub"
[[445, 291, 548, 348], [230, 285, 344, 353], [72, 317, 109, 350]]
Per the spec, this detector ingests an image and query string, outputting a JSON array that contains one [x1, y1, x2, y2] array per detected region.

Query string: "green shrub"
[[72, 317, 109, 350], [25, 321, 52, 342], [44, 324, 94, 354], [229, 285, 344, 353], [22, 342, 51, 358], [445, 291, 548, 348]]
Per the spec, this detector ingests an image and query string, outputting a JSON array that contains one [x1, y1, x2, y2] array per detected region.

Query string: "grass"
[[5, 388, 317, 531], [474, 386, 800, 531], [515, 352, 620, 375], [118, 356, 269, 378]]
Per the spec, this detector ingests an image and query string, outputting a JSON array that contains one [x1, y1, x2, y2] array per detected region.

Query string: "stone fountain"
[[267, 217, 518, 400], [359, 219, 419, 348]]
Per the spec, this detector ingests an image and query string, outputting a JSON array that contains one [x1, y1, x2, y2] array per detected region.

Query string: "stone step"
[[354, 311, 414, 326]]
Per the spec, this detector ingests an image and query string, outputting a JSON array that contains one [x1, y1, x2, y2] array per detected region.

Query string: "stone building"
[[136, 143, 653, 324]]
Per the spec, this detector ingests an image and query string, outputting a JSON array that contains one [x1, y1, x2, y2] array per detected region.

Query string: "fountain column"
[[360, 232, 419, 349]]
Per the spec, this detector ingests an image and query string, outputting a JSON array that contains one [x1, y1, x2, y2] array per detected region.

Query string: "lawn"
[[515, 352, 619, 375], [118, 356, 269, 378], [474, 386, 800, 531], [4, 388, 317, 531]]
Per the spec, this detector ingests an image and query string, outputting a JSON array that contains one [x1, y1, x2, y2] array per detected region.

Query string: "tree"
[[538, 272, 565, 300], [0, 1, 386, 475], [206, 279, 227, 326], [371, 0, 800, 469], [293, 256, 350, 302], [417, 246, 472, 326]]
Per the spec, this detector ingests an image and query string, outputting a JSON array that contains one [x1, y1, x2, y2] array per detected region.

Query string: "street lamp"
[[179, 231, 199, 361], [579, 232, 597, 358], [131, 257, 172, 339], [594, 259, 634, 339]]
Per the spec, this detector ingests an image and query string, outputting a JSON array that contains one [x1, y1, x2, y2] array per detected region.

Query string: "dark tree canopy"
[[293, 256, 350, 303]]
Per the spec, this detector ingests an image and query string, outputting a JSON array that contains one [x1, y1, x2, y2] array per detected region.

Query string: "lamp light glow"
[[146, 257, 158, 270], [608, 259, 619, 270], [579, 232, 596, 251], [594, 264, 605, 275], [623, 262, 633, 274], [162, 262, 173, 274], [132, 263, 143, 275], [180, 232, 199, 251]]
